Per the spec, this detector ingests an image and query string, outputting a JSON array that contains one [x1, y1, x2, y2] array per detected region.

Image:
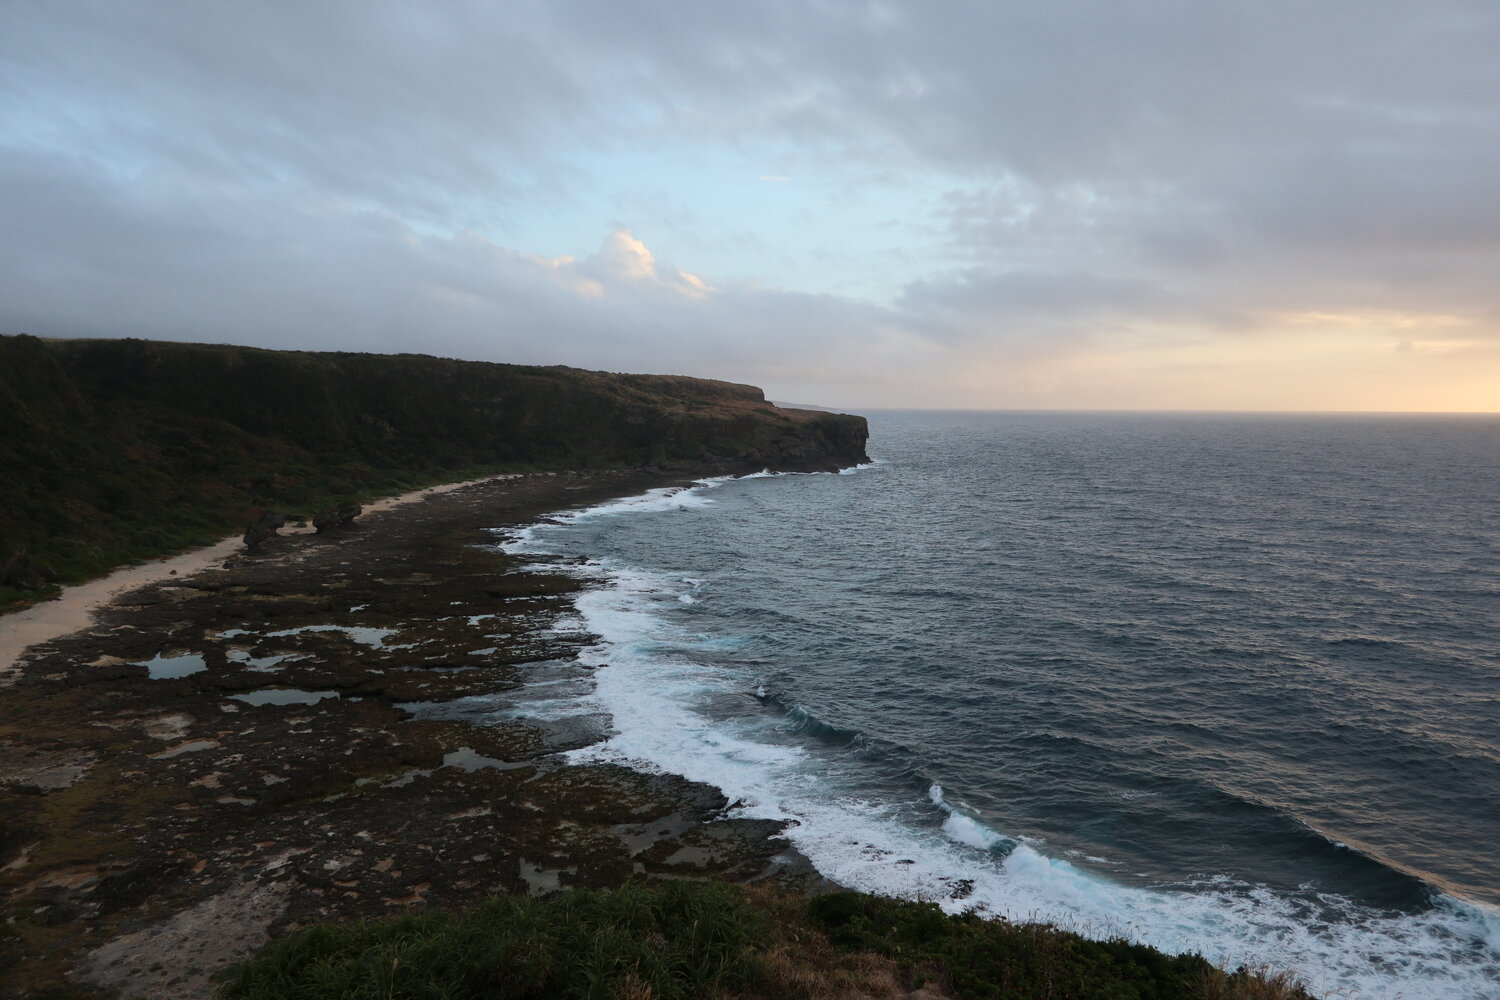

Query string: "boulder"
[[241, 522, 271, 552]]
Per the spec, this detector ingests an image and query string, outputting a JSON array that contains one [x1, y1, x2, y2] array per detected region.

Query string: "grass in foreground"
[[214, 881, 1315, 1000]]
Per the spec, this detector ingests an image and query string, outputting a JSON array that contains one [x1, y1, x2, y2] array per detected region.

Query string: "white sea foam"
[[499, 474, 1500, 1000], [545, 482, 721, 523], [678, 576, 707, 604], [930, 784, 1013, 851]]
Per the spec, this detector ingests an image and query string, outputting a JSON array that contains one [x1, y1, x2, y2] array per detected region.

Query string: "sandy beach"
[[0, 473, 522, 680]]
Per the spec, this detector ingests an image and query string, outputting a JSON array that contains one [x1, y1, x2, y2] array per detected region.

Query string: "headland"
[[0, 338, 1308, 999], [0, 334, 869, 608]]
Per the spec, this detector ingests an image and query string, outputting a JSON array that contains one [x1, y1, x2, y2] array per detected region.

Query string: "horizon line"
[[9, 335, 1495, 417]]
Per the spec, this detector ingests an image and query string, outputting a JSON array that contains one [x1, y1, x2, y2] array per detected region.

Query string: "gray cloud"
[[0, 143, 896, 386], [2, 1, 1497, 406]]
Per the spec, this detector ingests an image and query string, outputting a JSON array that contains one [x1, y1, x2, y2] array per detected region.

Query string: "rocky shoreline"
[[0, 470, 820, 999]]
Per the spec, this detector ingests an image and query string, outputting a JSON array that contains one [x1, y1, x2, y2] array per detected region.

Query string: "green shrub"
[[807, 890, 1235, 1000], [216, 883, 1313, 1000], [215, 882, 766, 1000]]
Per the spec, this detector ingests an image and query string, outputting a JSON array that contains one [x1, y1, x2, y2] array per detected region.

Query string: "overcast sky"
[[3, 2, 1497, 410]]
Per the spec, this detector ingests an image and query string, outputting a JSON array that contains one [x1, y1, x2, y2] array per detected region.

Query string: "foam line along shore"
[[495, 462, 1500, 1000]]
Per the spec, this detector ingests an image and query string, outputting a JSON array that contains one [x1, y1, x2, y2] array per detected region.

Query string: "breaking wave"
[[494, 452, 1500, 999]]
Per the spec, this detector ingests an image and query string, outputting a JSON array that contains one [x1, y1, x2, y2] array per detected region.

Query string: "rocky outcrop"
[[241, 523, 271, 551], [243, 512, 286, 551], [733, 410, 871, 472], [311, 503, 360, 535]]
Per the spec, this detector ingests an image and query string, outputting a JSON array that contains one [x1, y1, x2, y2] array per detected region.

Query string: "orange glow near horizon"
[[825, 313, 1500, 413]]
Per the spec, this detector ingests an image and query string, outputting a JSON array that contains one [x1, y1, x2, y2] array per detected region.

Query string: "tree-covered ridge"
[[0, 335, 869, 604]]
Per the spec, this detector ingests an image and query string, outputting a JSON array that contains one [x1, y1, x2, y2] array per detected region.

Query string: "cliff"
[[0, 335, 868, 601]]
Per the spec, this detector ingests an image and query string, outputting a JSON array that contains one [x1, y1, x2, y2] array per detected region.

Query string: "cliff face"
[[0, 335, 868, 599]]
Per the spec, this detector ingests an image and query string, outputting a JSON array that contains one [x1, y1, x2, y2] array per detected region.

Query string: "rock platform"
[[0, 470, 809, 999]]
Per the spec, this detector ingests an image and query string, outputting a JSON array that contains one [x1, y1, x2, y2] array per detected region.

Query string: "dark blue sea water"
[[500, 411, 1500, 999]]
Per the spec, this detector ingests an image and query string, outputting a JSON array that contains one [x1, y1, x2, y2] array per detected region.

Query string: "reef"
[[0, 470, 827, 998]]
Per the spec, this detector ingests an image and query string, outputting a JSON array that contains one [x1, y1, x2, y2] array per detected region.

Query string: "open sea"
[[499, 411, 1500, 999]]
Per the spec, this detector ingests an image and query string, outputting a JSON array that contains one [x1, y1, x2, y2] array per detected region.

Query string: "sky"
[[2, 1, 1498, 411]]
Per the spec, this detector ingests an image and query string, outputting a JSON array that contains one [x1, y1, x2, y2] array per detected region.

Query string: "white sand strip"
[[0, 473, 521, 678]]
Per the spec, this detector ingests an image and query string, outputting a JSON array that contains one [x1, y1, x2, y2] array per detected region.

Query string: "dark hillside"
[[0, 335, 868, 603]]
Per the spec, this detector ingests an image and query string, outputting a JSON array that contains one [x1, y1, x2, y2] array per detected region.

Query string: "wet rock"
[[0, 744, 96, 792]]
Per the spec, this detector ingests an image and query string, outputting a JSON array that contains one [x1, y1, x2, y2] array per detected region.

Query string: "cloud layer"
[[2, 1, 1496, 409]]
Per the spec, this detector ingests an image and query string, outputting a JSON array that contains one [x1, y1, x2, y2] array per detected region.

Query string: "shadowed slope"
[[0, 334, 868, 603]]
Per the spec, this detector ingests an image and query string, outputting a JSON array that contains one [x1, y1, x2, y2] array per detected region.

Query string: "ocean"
[[499, 410, 1500, 999]]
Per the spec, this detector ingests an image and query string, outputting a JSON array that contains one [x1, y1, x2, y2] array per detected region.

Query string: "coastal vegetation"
[[216, 880, 1313, 1000], [0, 334, 868, 606]]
